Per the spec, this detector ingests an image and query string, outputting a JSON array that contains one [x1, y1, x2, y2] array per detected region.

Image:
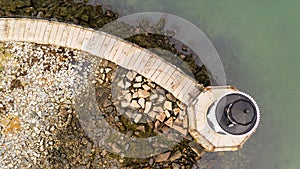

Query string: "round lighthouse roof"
[[215, 92, 259, 135]]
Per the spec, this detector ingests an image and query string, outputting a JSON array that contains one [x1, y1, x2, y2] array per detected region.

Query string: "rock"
[[147, 82, 156, 88], [117, 80, 124, 88], [161, 126, 169, 133], [178, 113, 185, 120], [133, 82, 142, 88], [166, 93, 176, 102], [81, 14, 89, 22], [124, 81, 131, 89], [172, 163, 181, 169], [176, 101, 187, 110], [130, 100, 140, 108], [105, 68, 112, 73], [174, 119, 183, 126], [179, 54, 186, 59], [142, 84, 151, 91], [49, 125, 56, 132], [135, 75, 142, 82], [189, 141, 205, 158], [144, 101, 152, 114], [157, 95, 165, 102], [149, 158, 154, 165], [134, 114, 142, 123], [138, 89, 150, 98], [136, 125, 145, 132], [173, 108, 181, 116], [148, 111, 157, 119], [138, 98, 145, 108], [132, 92, 139, 98], [156, 112, 166, 122], [164, 118, 173, 127], [163, 101, 172, 111], [105, 106, 114, 113], [111, 143, 121, 154], [125, 111, 134, 119], [155, 151, 171, 163], [121, 101, 130, 108], [149, 93, 158, 100], [153, 106, 163, 113], [99, 68, 104, 73], [121, 90, 129, 95], [96, 78, 104, 84], [124, 93, 132, 102], [154, 120, 161, 129], [126, 71, 137, 81], [169, 150, 182, 162], [164, 110, 171, 118]]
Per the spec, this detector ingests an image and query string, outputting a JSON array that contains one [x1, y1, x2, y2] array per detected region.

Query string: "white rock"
[[135, 76, 142, 82], [149, 93, 158, 100], [173, 108, 181, 116], [164, 110, 171, 118], [138, 98, 145, 108], [156, 112, 166, 122], [164, 101, 172, 111], [132, 92, 139, 98], [130, 100, 141, 108], [133, 83, 142, 88], [148, 111, 157, 119], [153, 106, 163, 113], [121, 90, 129, 95], [134, 114, 143, 123], [121, 101, 130, 107], [124, 81, 131, 89], [126, 71, 137, 81], [157, 95, 165, 102], [138, 89, 150, 98], [100, 68, 104, 73], [124, 93, 132, 102], [142, 84, 151, 91], [117, 80, 125, 88], [105, 68, 112, 73], [144, 102, 152, 114], [147, 82, 156, 88]]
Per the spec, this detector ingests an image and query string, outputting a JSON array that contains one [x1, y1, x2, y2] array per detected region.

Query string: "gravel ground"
[[0, 42, 121, 168]]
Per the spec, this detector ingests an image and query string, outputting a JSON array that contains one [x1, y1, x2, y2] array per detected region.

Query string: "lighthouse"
[[188, 86, 260, 152]]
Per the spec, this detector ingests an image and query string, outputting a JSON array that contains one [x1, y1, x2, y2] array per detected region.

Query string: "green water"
[[97, 0, 300, 168]]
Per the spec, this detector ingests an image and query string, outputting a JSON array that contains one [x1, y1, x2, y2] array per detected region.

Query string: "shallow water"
[[91, 0, 300, 168]]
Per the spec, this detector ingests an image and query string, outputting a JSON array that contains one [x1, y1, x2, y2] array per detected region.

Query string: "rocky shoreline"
[[0, 0, 212, 168]]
